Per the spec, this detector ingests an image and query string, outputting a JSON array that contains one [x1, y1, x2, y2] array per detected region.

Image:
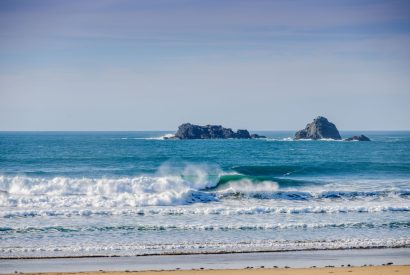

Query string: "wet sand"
[[4, 265, 410, 275], [2, 248, 410, 274]]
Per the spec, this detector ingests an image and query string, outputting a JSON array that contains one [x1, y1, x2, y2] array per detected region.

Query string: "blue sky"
[[1, 0, 409, 130]]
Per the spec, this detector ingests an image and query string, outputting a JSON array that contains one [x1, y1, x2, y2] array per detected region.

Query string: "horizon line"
[[1, 129, 410, 132]]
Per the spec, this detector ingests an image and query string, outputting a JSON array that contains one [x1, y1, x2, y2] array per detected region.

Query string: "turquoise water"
[[0, 131, 409, 257]]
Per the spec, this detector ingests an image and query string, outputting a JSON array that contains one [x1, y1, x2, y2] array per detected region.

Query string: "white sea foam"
[[144, 134, 176, 140], [120, 134, 176, 140], [266, 138, 348, 142], [265, 137, 294, 141], [1, 238, 409, 258], [2, 204, 409, 218], [265, 137, 344, 142], [0, 169, 218, 208], [3, 221, 408, 233], [215, 179, 279, 194], [1, 173, 409, 209]]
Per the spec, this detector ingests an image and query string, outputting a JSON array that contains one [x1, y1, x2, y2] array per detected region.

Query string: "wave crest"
[[0, 168, 218, 207], [1, 169, 409, 207]]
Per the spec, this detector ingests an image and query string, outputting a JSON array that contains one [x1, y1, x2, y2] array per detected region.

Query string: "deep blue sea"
[[0, 131, 409, 258]]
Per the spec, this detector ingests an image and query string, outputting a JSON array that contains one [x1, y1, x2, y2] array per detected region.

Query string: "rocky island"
[[295, 116, 342, 140], [171, 123, 266, 139], [345, 134, 371, 141], [295, 116, 370, 141], [167, 118, 370, 141]]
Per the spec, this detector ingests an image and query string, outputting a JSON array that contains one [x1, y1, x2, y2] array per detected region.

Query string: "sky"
[[0, 0, 409, 131]]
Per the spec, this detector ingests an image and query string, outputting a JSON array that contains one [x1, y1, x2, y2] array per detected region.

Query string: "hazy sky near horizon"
[[1, 0, 410, 130]]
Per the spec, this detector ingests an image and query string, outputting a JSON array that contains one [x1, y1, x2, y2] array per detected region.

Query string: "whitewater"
[[0, 131, 409, 258]]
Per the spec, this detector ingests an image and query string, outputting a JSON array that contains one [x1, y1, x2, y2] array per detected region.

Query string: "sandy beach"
[[1, 248, 409, 274], [4, 266, 409, 275]]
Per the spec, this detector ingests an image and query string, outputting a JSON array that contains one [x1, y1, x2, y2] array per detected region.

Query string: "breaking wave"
[[1, 172, 409, 208], [0, 172, 217, 207]]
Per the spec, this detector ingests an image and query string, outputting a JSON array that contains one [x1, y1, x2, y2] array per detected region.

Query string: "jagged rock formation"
[[174, 123, 264, 139], [345, 135, 371, 141], [295, 116, 342, 140]]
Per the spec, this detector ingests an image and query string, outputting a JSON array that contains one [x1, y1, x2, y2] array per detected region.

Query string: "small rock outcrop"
[[174, 123, 263, 139], [345, 135, 370, 141], [295, 116, 342, 140], [251, 134, 267, 139]]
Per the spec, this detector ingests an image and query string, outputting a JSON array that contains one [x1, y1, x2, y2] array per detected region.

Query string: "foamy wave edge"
[[1, 238, 409, 258], [2, 205, 410, 218], [0, 173, 219, 207], [1, 175, 409, 208], [2, 221, 409, 233]]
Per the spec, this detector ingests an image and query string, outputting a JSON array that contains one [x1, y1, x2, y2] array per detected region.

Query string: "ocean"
[[0, 131, 409, 258]]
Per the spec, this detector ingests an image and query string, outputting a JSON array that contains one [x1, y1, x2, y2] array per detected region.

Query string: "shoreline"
[[1, 248, 409, 274], [1, 245, 410, 260], [2, 266, 409, 275]]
